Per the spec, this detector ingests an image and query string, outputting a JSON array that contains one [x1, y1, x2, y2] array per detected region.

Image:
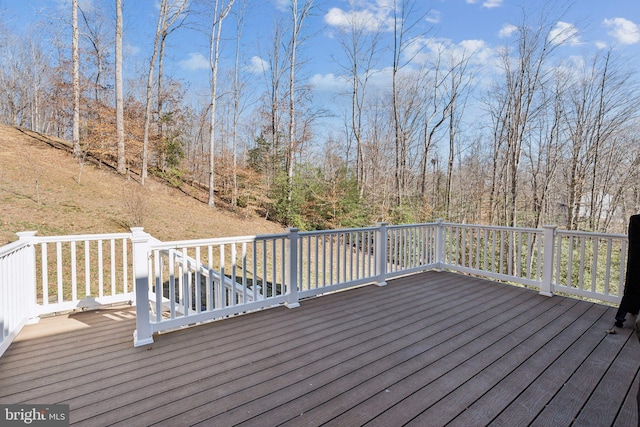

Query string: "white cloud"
[[179, 53, 208, 71], [246, 56, 268, 75], [595, 41, 608, 49], [482, 0, 503, 8], [324, 1, 395, 33], [549, 21, 581, 46], [603, 17, 640, 45], [467, 0, 502, 7], [498, 24, 517, 38], [406, 36, 496, 69], [426, 10, 441, 24], [272, 0, 289, 12], [310, 73, 349, 93], [125, 43, 140, 56]]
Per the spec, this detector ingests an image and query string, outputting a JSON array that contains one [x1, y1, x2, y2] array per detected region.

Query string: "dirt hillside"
[[0, 125, 284, 246]]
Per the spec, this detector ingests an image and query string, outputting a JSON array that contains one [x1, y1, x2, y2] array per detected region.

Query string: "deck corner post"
[[16, 231, 38, 318], [540, 225, 557, 297], [131, 227, 154, 346], [375, 222, 388, 286], [434, 218, 445, 271], [285, 228, 300, 309]]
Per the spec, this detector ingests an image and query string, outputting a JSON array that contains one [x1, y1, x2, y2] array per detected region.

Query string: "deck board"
[[0, 271, 637, 426]]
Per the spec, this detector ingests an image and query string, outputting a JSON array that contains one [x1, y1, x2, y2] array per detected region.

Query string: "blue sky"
[[3, 0, 640, 139]]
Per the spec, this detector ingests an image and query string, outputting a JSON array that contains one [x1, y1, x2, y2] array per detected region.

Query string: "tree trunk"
[[115, 0, 125, 174], [208, 0, 235, 206], [72, 0, 81, 157]]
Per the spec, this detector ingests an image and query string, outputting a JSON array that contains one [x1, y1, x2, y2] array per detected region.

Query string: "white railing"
[[0, 231, 135, 357], [131, 228, 298, 346], [0, 220, 630, 352], [297, 226, 381, 298], [386, 223, 440, 278], [0, 232, 37, 357], [553, 229, 627, 303], [437, 222, 627, 303], [440, 223, 546, 287], [34, 232, 135, 313]]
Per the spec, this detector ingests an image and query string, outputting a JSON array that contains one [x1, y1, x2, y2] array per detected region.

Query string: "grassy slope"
[[0, 125, 284, 246]]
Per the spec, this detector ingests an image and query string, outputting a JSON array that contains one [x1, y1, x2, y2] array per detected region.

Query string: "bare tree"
[[264, 22, 286, 187], [563, 50, 640, 230], [72, 0, 81, 157], [207, 0, 235, 206], [486, 7, 566, 226], [141, 0, 189, 185], [230, 0, 247, 207], [285, 0, 314, 207], [334, 6, 381, 197], [115, 0, 125, 174], [441, 49, 474, 218], [390, 0, 428, 206], [523, 71, 564, 229]]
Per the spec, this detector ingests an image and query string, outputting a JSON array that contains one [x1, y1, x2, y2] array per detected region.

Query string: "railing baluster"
[[252, 240, 258, 301], [307, 235, 312, 290], [123, 238, 128, 295], [592, 238, 599, 293], [195, 246, 202, 312], [98, 240, 104, 298], [207, 245, 213, 310], [605, 239, 613, 296], [169, 249, 176, 317], [231, 243, 237, 306], [71, 241, 77, 302], [153, 249, 161, 322], [242, 242, 247, 303], [578, 237, 586, 291], [271, 239, 277, 297], [182, 247, 189, 315], [110, 239, 116, 296], [220, 245, 226, 306], [56, 242, 63, 303], [567, 236, 574, 288], [41, 243, 48, 305], [84, 241, 90, 297]]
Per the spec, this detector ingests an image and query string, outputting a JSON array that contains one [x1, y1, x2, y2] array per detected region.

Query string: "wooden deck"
[[0, 271, 638, 426]]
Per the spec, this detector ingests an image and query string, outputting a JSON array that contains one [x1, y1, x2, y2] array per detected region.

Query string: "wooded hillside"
[[2, 1, 639, 234], [0, 124, 284, 245]]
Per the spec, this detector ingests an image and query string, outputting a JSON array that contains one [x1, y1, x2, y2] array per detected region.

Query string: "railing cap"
[[16, 231, 38, 240], [130, 227, 150, 243]]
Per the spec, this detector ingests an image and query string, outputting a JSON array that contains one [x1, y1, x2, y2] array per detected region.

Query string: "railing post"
[[131, 227, 154, 346], [434, 219, 444, 271], [16, 231, 38, 320], [376, 222, 388, 286], [285, 228, 300, 308], [540, 225, 557, 297]]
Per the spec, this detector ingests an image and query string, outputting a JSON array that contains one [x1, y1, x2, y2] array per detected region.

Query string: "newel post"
[[285, 228, 300, 308], [540, 225, 557, 297], [131, 227, 154, 346], [375, 222, 388, 286], [434, 218, 445, 271], [16, 231, 38, 319]]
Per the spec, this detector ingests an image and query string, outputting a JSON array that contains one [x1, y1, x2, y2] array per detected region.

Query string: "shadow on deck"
[[0, 271, 638, 426]]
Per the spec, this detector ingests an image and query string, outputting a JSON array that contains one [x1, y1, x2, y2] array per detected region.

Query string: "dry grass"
[[0, 125, 284, 246]]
